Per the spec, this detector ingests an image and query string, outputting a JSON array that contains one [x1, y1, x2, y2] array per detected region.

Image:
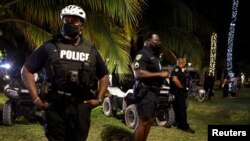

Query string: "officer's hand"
[[160, 71, 169, 78], [178, 87, 188, 93], [34, 98, 49, 110], [181, 87, 189, 92], [84, 99, 101, 108]]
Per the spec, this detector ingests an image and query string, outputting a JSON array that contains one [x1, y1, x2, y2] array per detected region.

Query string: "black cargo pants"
[[44, 96, 92, 141]]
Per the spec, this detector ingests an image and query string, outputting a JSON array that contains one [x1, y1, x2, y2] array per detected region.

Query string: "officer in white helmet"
[[21, 5, 109, 141], [60, 5, 86, 41]]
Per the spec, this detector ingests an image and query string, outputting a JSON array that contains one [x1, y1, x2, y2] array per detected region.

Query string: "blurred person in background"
[[204, 72, 215, 100]]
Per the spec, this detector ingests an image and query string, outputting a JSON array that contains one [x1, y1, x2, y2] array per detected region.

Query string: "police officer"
[[170, 58, 195, 134], [133, 31, 169, 141], [21, 5, 109, 141]]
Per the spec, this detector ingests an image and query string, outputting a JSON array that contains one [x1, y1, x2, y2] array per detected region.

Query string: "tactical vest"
[[47, 38, 97, 92]]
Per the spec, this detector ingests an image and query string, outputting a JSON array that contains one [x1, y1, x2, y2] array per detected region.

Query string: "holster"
[[133, 81, 149, 100]]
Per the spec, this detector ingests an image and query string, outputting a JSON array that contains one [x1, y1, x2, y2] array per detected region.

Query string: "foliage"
[[133, 0, 218, 70], [0, 0, 222, 81], [0, 0, 147, 81]]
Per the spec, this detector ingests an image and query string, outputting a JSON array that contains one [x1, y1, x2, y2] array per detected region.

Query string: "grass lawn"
[[0, 87, 250, 141]]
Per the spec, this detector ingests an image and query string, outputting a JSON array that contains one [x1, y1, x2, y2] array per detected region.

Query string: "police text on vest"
[[60, 50, 89, 61]]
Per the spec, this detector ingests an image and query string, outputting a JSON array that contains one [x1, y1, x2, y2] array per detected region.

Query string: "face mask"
[[153, 41, 162, 57], [154, 41, 162, 49], [61, 23, 81, 38]]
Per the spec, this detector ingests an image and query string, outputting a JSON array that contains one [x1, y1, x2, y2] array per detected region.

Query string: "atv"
[[2, 74, 45, 126], [102, 74, 175, 129]]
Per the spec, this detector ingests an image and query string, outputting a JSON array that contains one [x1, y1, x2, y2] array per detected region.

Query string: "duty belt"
[[51, 90, 84, 107]]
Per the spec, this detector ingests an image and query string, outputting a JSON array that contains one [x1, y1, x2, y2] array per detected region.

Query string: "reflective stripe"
[[57, 90, 72, 96], [160, 90, 169, 94]]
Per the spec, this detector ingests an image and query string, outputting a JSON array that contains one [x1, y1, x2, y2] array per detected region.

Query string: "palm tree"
[[134, 0, 216, 71], [0, 0, 148, 81], [0, 0, 216, 82]]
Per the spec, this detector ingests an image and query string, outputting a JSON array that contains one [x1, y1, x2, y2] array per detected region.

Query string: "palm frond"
[[0, 18, 52, 47]]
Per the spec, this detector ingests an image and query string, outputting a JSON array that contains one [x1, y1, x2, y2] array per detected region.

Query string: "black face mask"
[[61, 23, 81, 38], [154, 41, 162, 49], [153, 41, 162, 57]]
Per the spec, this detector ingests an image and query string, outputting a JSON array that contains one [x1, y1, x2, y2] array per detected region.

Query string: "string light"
[[209, 32, 217, 76], [226, 0, 239, 91]]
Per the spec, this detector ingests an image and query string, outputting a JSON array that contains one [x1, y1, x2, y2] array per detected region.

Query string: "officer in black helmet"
[[21, 5, 109, 141]]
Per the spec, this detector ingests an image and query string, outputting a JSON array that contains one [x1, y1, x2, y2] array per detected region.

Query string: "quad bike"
[[188, 79, 206, 102], [154, 85, 176, 127], [102, 74, 137, 128], [2, 73, 45, 126], [124, 84, 176, 128], [103, 86, 137, 128], [103, 74, 175, 129]]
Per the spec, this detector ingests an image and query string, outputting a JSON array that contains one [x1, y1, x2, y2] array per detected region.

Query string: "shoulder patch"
[[175, 68, 179, 72], [134, 62, 139, 68], [135, 54, 142, 61]]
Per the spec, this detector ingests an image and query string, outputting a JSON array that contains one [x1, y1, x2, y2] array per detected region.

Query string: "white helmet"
[[60, 5, 86, 21]]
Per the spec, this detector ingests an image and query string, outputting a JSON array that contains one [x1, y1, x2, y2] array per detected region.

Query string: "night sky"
[[199, 0, 249, 72]]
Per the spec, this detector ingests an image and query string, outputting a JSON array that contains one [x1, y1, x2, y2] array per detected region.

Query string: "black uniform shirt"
[[133, 46, 164, 86], [25, 37, 108, 81], [170, 66, 187, 91]]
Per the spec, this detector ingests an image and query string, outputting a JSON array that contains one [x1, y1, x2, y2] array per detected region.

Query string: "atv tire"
[[155, 105, 175, 127], [124, 104, 138, 129], [102, 97, 117, 116], [197, 90, 206, 102], [2, 100, 15, 126]]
